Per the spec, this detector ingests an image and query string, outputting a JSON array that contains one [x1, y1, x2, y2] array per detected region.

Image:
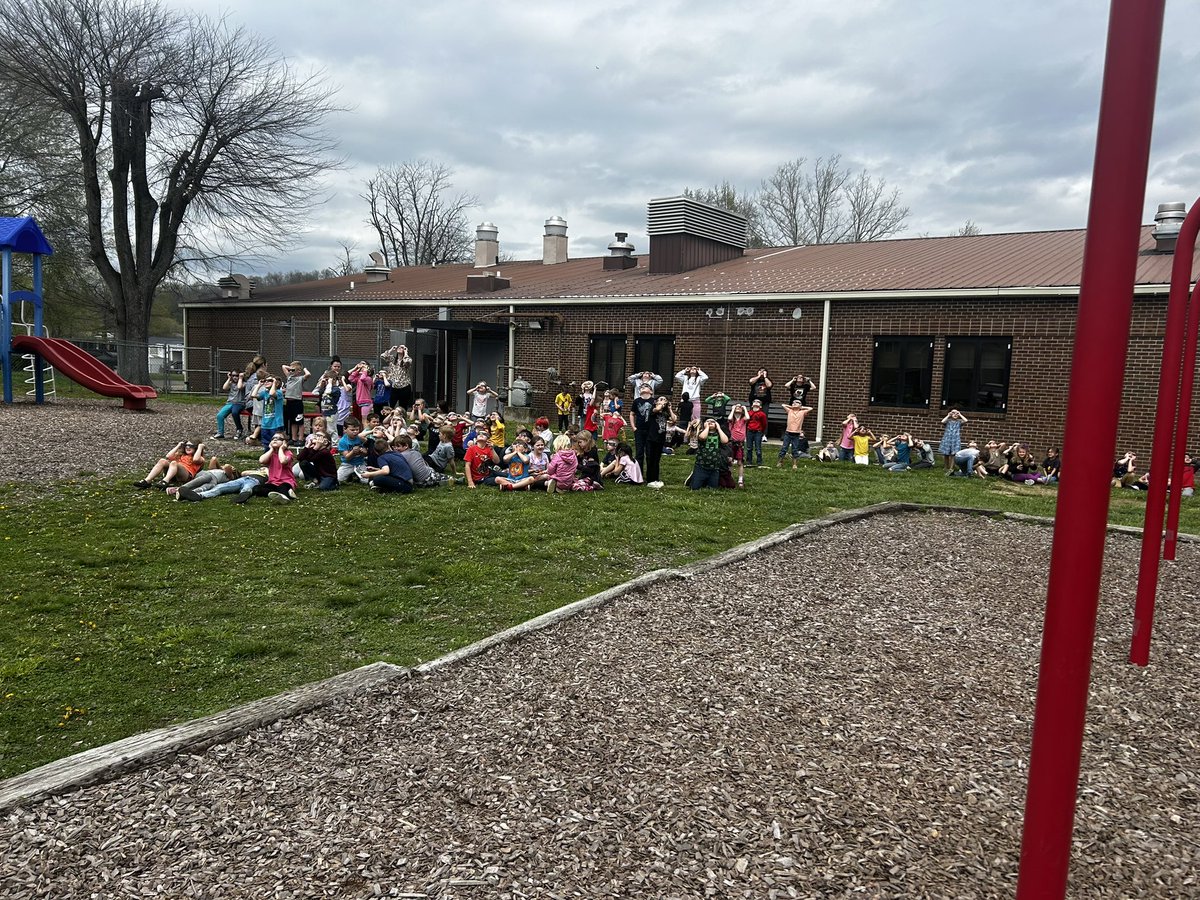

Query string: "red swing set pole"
[[1130, 203, 1200, 665], [1015, 2, 1163, 898], [1162, 279, 1200, 562]]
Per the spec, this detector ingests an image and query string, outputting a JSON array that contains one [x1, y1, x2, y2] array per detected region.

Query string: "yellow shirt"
[[489, 421, 506, 448], [555, 392, 573, 414], [852, 434, 872, 456]]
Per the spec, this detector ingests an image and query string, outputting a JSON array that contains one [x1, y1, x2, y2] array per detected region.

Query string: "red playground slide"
[[12, 335, 158, 410]]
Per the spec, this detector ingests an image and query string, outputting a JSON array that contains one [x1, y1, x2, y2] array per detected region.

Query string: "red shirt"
[[464, 443, 496, 482], [748, 410, 768, 433], [452, 421, 468, 450], [601, 413, 624, 441], [584, 404, 598, 432]]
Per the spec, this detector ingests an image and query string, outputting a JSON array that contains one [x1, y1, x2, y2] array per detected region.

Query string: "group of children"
[[140, 355, 1196, 502]]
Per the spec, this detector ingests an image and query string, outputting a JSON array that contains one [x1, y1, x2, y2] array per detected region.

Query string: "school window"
[[870, 336, 932, 408], [588, 335, 626, 389], [941, 336, 1012, 411], [633, 335, 675, 392]]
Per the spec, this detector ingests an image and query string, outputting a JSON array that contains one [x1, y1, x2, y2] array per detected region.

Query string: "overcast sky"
[[174, 0, 1200, 275]]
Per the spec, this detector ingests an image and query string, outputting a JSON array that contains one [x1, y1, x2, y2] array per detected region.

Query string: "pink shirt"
[[729, 418, 747, 441], [840, 421, 856, 449], [267, 450, 296, 488]]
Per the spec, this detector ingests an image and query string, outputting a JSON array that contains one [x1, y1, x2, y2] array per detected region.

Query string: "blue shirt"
[[259, 387, 283, 429], [377, 451, 413, 483]]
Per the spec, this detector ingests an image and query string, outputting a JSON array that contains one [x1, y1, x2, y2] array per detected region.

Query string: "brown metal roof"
[[196, 226, 1191, 305]]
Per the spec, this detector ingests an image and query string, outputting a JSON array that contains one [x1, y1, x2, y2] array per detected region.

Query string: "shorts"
[[854, 454, 869, 465], [284, 398, 305, 425], [730, 440, 744, 462]]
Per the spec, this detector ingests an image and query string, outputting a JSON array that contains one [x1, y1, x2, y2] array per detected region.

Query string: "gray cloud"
[[174, 0, 1200, 272]]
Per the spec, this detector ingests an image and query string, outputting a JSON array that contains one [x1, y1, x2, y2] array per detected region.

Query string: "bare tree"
[[682, 181, 766, 248], [331, 240, 360, 277], [759, 155, 909, 246], [364, 160, 476, 267], [0, 0, 341, 382], [843, 169, 909, 242], [955, 220, 982, 237]]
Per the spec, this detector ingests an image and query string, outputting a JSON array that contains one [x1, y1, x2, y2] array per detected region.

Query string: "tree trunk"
[[113, 284, 152, 385]]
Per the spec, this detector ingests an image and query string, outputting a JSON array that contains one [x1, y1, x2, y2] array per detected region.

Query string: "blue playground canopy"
[[0, 217, 54, 256]]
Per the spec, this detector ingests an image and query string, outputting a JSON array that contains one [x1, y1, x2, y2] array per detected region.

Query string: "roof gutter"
[[179, 282, 1176, 311]]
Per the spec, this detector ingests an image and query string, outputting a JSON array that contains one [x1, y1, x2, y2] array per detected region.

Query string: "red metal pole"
[[1130, 205, 1200, 663], [1163, 280, 1200, 562], [1015, 2, 1163, 898]]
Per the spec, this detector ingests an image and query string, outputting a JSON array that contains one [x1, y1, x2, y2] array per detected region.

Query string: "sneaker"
[[209, 432, 224, 440], [155, 480, 170, 490], [546, 480, 557, 494], [178, 488, 201, 503], [234, 433, 246, 441], [287, 488, 298, 501], [231, 492, 252, 504], [166, 486, 178, 496], [268, 491, 290, 504], [133, 480, 151, 489], [647, 480, 664, 489]]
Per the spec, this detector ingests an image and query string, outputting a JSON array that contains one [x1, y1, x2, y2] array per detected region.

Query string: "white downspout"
[[328, 306, 335, 356], [507, 304, 516, 391], [815, 298, 832, 443]]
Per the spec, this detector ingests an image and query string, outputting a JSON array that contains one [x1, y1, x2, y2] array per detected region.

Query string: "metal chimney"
[[543, 216, 568, 265], [1153, 202, 1186, 253], [604, 232, 637, 270], [475, 222, 499, 268]]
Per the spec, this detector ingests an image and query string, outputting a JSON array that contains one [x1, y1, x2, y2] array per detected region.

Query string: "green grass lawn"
[[0, 453, 1192, 779]]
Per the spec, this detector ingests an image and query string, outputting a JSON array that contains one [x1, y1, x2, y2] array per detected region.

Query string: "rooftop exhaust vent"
[[217, 273, 256, 300], [475, 222, 499, 268], [364, 250, 390, 282], [603, 232, 637, 270], [1153, 201, 1186, 253], [646, 196, 747, 273], [543, 215, 568, 265]]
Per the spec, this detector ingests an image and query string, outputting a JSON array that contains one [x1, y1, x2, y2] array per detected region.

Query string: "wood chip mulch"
[[1, 512, 1196, 898]]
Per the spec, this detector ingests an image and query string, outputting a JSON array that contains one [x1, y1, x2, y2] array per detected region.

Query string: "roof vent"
[[647, 196, 747, 273], [604, 232, 637, 270], [217, 273, 256, 300], [475, 222, 499, 268], [466, 271, 510, 293], [543, 216, 568, 265], [364, 250, 390, 282], [1153, 202, 1186, 253]]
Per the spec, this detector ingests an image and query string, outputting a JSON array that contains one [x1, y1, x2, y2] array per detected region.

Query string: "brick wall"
[[186, 294, 1199, 460]]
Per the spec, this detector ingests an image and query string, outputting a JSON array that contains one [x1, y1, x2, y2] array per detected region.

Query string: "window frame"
[[587, 334, 627, 390], [940, 336, 1012, 412], [869, 335, 933, 409], [633, 334, 676, 394]]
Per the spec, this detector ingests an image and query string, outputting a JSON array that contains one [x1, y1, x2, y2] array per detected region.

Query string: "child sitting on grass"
[[135, 440, 207, 489]]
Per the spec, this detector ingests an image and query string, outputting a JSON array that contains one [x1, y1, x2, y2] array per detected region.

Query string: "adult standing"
[[627, 370, 663, 394], [675, 366, 708, 421], [748, 369, 773, 408], [381, 344, 415, 409], [938, 409, 968, 471], [630, 382, 656, 473], [784, 373, 816, 406], [644, 394, 676, 489]]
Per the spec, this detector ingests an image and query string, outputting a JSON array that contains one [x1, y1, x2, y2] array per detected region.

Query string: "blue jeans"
[[886, 462, 910, 472], [746, 430, 764, 463], [839, 445, 853, 461], [196, 475, 261, 498], [779, 431, 804, 459], [215, 402, 245, 436], [373, 475, 413, 494], [689, 464, 720, 489]]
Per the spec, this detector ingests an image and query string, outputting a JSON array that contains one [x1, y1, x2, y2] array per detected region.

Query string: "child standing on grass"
[[728, 403, 748, 487], [555, 386, 574, 431], [349, 362, 375, 423], [838, 413, 858, 462], [776, 401, 813, 469], [747, 399, 768, 466], [372, 370, 391, 420]]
